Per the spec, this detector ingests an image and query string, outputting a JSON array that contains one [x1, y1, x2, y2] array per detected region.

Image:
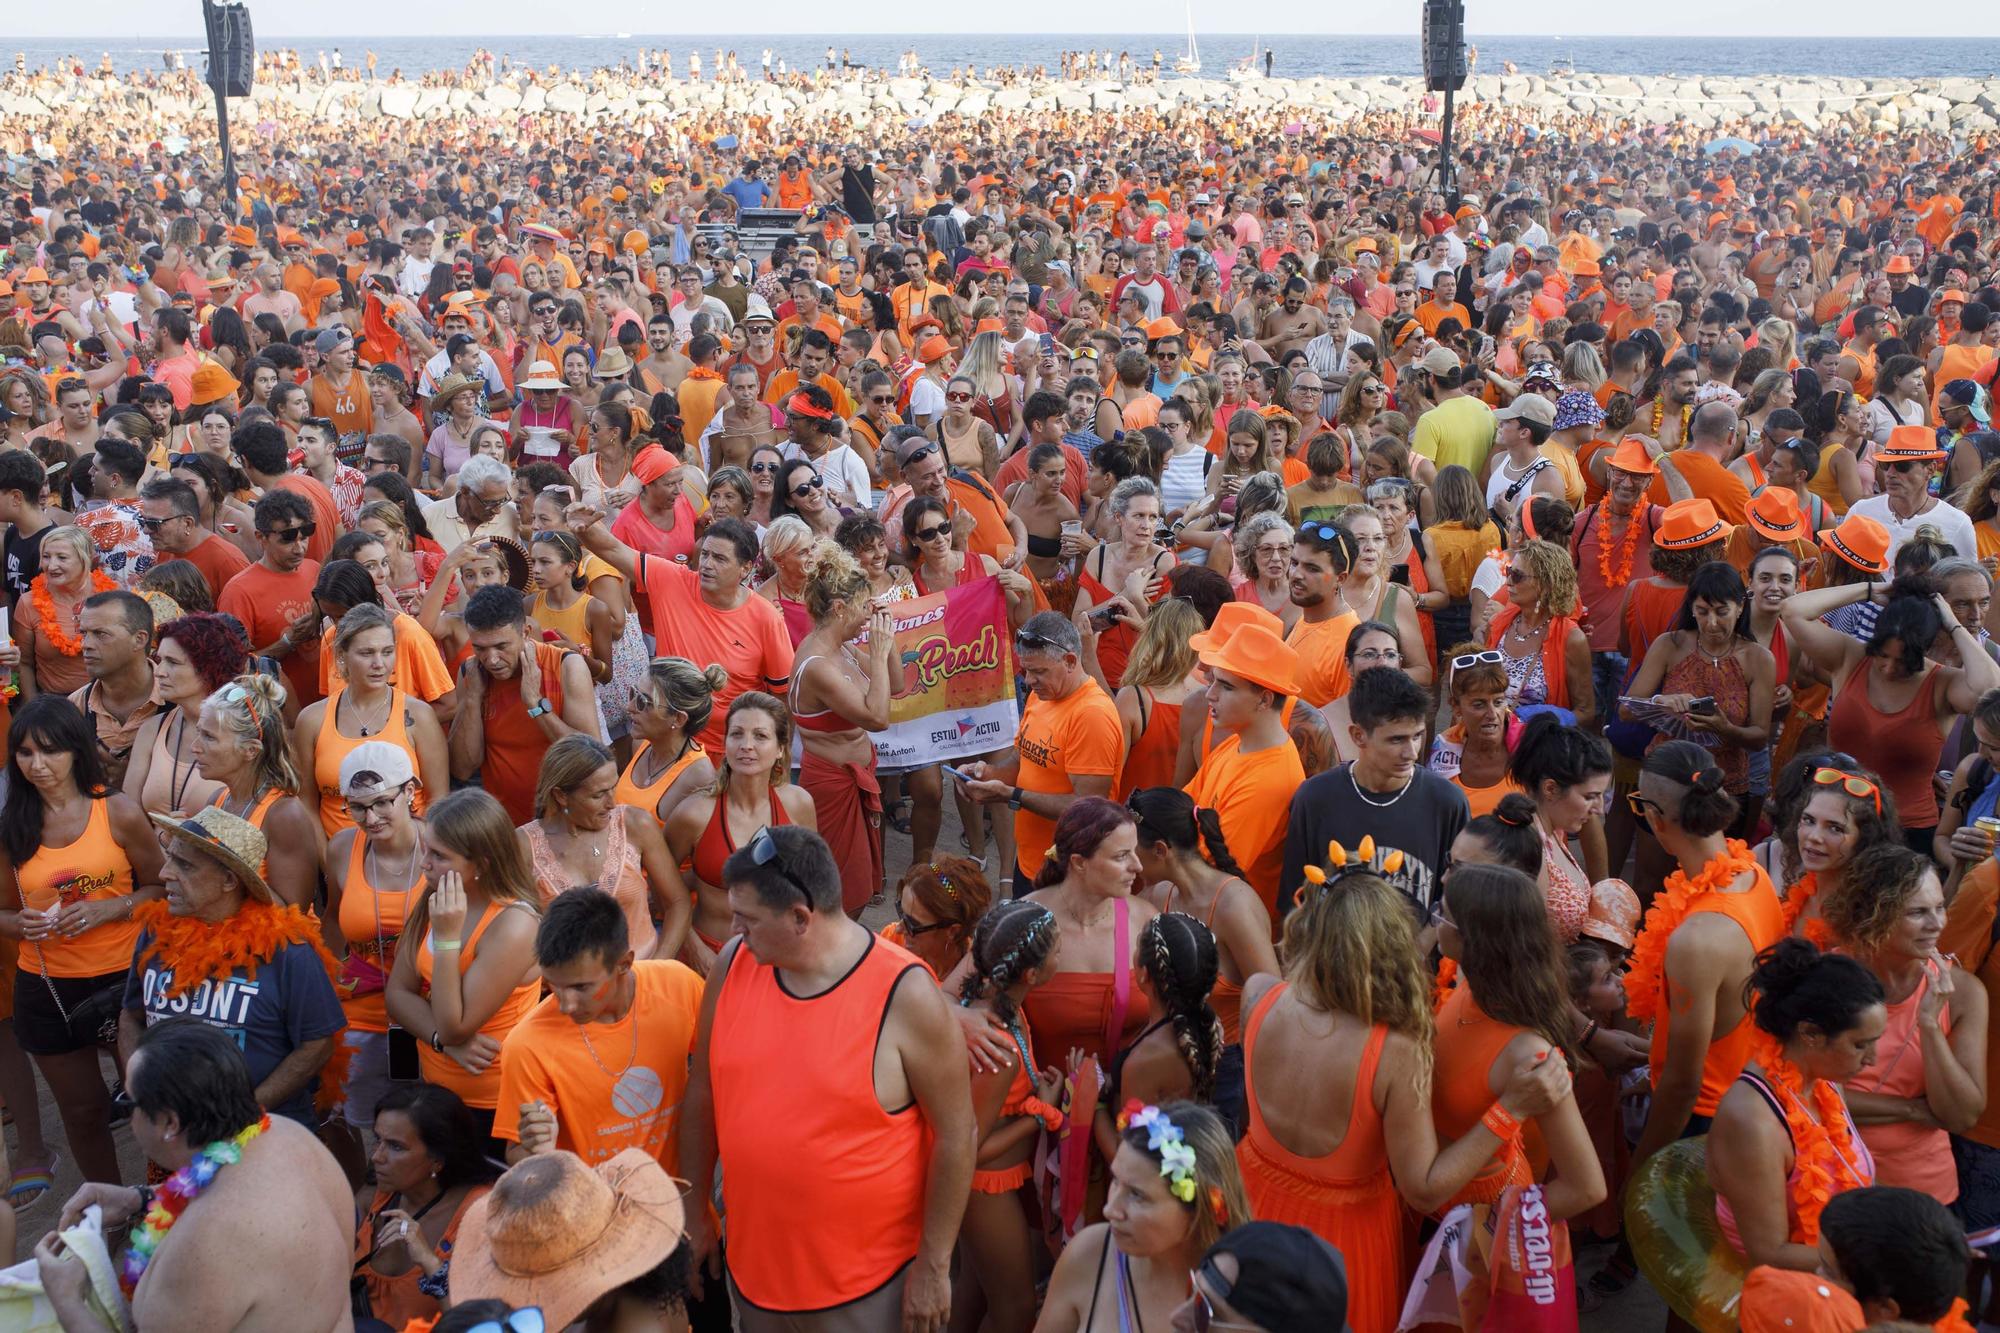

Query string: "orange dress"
[[1236, 985, 1409, 1333]]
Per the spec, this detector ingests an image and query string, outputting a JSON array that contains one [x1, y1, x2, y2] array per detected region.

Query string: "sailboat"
[[1175, 0, 1201, 72]]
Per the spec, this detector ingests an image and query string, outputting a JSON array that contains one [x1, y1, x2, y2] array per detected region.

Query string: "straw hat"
[[149, 807, 274, 904], [592, 348, 634, 380], [1654, 498, 1727, 550], [430, 373, 483, 408], [1196, 622, 1300, 697], [1744, 488, 1805, 543], [451, 1149, 687, 1331], [1818, 511, 1890, 575], [518, 360, 565, 392], [1187, 602, 1282, 655]]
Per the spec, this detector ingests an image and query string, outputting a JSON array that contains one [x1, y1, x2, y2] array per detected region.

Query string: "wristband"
[[430, 1030, 444, 1052], [434, 939, 463, 951], [1580, 1020, 1600, 1051], [1481, 1100, 1523, 1141], [1022, 1095, 1066, 1132]]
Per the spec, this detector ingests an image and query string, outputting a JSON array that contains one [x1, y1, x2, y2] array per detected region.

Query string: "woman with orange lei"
[[1234, 853, 1573, 1333], [1707, 939, 1883, 1271], [1627, 741, 1786, 1165], [1821, 843, 1987, 1203], [15, 527, 116, 699], [1778, 762, 1900, 949]]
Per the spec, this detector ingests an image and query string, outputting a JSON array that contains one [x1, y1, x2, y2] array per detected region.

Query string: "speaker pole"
[[202, 0, 238, 222], [1440, 80, 1458, 210]]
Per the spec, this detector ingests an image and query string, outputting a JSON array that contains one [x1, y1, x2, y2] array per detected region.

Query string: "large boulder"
[[378, 85, 419, 119], [545, 84, 587, 114]]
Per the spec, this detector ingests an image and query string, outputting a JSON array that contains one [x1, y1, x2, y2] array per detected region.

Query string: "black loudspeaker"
[[203, 0, 255, 98], [1422, 0, 1467, 92]]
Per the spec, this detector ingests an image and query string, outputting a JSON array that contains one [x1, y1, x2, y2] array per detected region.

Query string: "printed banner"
[[871, 575, 1018, 769]]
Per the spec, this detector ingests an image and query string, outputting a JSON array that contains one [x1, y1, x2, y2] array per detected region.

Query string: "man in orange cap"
[[16, 268, 83, 341], [1184, 623, 1306, 917], [1572, 436, 1663, 721], [1723, 487, 1811, 574], [1850, 425, 1975, 561]]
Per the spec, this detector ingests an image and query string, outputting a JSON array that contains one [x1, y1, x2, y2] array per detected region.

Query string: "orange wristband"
[[1482, 1101, 1522, 1140]]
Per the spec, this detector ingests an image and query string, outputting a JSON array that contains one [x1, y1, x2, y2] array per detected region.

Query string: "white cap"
[[339, 741, 417, 797]]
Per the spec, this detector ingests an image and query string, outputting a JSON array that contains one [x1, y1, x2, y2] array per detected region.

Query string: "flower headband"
[[1116, 1101, 1223, 1219]]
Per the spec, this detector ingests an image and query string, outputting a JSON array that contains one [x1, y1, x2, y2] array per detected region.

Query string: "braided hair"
[[1138, 912, 1224, 1100], [956, 901, 1058, 1030]]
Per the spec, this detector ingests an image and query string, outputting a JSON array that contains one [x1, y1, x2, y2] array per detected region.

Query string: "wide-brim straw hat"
[[149, 806, 274, 904]]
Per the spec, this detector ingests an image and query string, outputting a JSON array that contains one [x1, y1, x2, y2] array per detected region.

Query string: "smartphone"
[[942, 764, 976, 783], [387, 1026, 420, 1081], [1039, 332, 1056, 356], [1688, 696, 1718, 714], [1089, 604, 1123, 630]]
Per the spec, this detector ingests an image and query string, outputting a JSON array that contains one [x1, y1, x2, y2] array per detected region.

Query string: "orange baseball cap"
[[18, 267, 49, 285], [1188, 602, 1283, 655], [1655, 498, 1728, 550], [1744, 487, 1805, 543], [1195, 623, 1300, 697], [1819, 511, 1891, 574], [1604, 437, 1660, 476]]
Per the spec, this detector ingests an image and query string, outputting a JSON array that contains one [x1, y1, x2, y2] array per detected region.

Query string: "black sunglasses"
[[790, 474, 825, 498], [260, 523, 316, 543], [749, 827, 813, 906], [897, 913, 953, 938]]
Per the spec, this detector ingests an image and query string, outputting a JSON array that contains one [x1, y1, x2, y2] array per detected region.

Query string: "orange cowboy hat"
[[1875, 423, 1948, 463], [1144, 316, 1181, 341], [973, 317, 1006, 336], [1195, 623, 1300, 697], [1188, 602, 1283, 655], [1744, 487, 1805, 543], [1655, 498, 1728, 550], [1819, 511, 1891, 575], [1604, 437, 1660, 476]]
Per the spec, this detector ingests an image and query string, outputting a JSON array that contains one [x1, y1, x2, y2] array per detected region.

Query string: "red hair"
[[156, 613, 250, 694], [1033, 796, 1138, 889]]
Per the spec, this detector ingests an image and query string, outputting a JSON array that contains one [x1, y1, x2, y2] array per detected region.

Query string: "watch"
[[525, 701, 550, 719], [1007, 787, 1023, 810]]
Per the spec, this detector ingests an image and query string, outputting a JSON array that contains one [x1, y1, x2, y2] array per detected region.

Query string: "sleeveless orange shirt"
[[17, 799, 139, 978], [1647, 864, 1785, 1117]]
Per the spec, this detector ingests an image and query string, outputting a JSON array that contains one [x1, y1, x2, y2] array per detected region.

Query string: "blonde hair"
[[1117, 1100, 1253, 1253], [38, 525, 97, 574], [761, 514, 816, 567], [203, 673, 301, 797], [643, 657, 728, 739], [1120, 598, 1204, 691], [1509, 539, 1580, 617], [332, 602, 397, 666], [535, 733, 616, 820], [711, 691, 795, 793], [405, 788, 542, 942], [1281, 870, 1435, 1096], [801, 539, 870, 624]]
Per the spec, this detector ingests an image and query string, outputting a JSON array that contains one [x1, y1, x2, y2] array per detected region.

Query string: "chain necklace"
[[1348, 764, 1412, 808], [343, 686, 394, 738], [579, 982, 639, 1078]]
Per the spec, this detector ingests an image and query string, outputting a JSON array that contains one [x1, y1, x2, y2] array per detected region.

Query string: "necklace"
[[1348, 764, 1411, 808], [1055, 888, 1112, 933], [579, 987, 639, 1078], [1507, 613, 1546, 645], [1696, 637, 1733, 669], [1650, 397, 1692, 443], [1595, 505, 1645, 589], [31, 571, 118, 657], [557, 815, 604, 860], [344, 687, 394, 738], [119, 1114, 273, 1297], [167, 711, 199, 815]]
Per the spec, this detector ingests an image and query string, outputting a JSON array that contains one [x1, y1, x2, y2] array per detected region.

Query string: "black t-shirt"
[[1892, 284, 1933, 320], [1280, 763, 1468, 921], [840, 165, 879, 224], [4, 524, 50, 606]]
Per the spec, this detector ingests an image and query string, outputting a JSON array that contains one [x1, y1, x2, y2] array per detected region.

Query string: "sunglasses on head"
[[748, 826, 813, 906], [1451, 649, 1505, 671], [1813, 767, 1882, 815]]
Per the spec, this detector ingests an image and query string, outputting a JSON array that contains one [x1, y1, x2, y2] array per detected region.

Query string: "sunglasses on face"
[[1626, 791, 1665, 818], [946, 392, 974, 403], [912, 522, 952, 543], [749, 462, 779, 474], [897, 912, 953, 938], [136, 514, 179, 532], [260, 523, 316, 543], [791, 474, 825, 497]]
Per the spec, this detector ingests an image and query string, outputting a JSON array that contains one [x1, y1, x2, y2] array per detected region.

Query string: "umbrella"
[[1703, 136, 1758, 156], [714, 134, 739, 150], [1412, 128, 1441, 144]]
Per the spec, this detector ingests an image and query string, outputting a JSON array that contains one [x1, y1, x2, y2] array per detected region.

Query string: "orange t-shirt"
[[1287, 611, 1359, 707], [1184, 735, 1305, 921], [271, 474, 341, 566], [947, 476, 1018, 565], [1648, 450, 1752, 527], [494, 959, 704, 1170], [637, 557, 792, 752], [16, 799, 139, 978], [318, 611, 454, 700], [309, 371, 376, 439], [1014, 680, 1125, 871], [218, 560, 324, 708]]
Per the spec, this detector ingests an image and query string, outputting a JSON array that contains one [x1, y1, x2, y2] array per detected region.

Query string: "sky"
[[10, 2, 1997, 40]]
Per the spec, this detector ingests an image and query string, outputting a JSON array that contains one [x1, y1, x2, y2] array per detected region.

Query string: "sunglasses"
[[1626, 791, 1665, 818], [749, 462, 779, 474], [869, 394, 896, 405], [1299, 522, 1342, 542], [790, 474, 825, 498], [1451, 650, 1505, 671], [1188, 1263, 1258, 1332], [897, 912, 954, 938], [945, 391, 974, 403], [260, 523, 316, 543], [136, 514, 178, 532], [465, 1310, 545, 1333], [748, 826, 813, 906], [912, 523, 951, 543], [1813, 767, 1882, 815], [900, 443, 940, 468]]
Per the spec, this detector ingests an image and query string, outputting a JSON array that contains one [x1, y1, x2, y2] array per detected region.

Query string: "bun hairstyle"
[[1507, 711, 1612, 799], [1640, 738, 1739, 837], [956, 900, 1057, 1028], [1136, 912, 1225, 1100], [204, 673, 301, 797], [801, 538, 871, 624], [1460, 792, 1544, 876], [1745, 938, 1884, 1045], [1126, 788, 1246, 879], [642, 656, 729, 739]]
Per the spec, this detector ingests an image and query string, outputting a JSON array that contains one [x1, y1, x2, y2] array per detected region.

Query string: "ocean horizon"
[[11, 34, 2000, 81]]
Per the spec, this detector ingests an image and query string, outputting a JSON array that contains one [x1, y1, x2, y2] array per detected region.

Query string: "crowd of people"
[[2, 47, 2000, 1333]]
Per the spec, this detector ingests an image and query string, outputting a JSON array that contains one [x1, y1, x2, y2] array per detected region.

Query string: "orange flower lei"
[[1745, 1029, 1872, 1243], [1649, 397, 1692, 442], [30, 571, 118, 657], [1778, 871, 1837, 950], [1594, 505, 1646, 589], [1626, 838, 1757, 1023]]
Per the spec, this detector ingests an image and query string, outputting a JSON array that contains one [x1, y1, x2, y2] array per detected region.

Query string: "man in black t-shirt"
[[1281, 666, 1467, 923], [0, 449, 53, 605]]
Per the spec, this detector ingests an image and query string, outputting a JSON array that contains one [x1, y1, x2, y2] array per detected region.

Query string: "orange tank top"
[[1647, 865, 1786, 1117], [1113, 689, 1182, 802], [337, 830, 424, 1033], [414, 899, 542, 1109], [710, 933, 931, 1311], [614, 739, 706, 826], [17, 798, 139, 978], [313, 689, 426, 838], [479, 641, 571, 825], [1431, 985, 1536, 1210]]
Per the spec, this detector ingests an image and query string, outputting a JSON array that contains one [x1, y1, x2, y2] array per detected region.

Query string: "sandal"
[[9, 1155, 56, 1210], [885, 798, 913, 837]]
